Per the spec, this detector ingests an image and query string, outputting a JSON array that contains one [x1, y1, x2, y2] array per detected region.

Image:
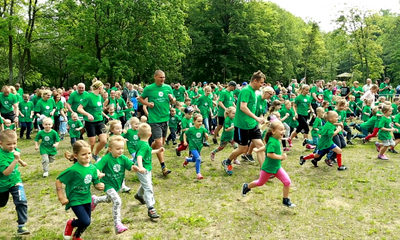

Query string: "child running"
[[175, 107, 194, 156], [56, 140, 105, 240], [67, 112, 84, 146], [18, 94, 34, 139], [302, 107, 324, 147], [34, 117, 60, 177], [210, 107, 238, 162], [134, 123, 164, 218], [183, 113, 209, 179], [300, 111, 348, 171], [241, 121, 296, 207], [122, 117, 140, 161], [376, 105, 398, 160], [91, 135, 139, 234], [0, 130, 30, 235]]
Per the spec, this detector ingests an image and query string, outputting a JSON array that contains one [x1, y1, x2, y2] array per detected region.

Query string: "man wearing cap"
[[221, 71, 266, 175], [212, 81, 237, 144], [138, 70, 175, 176]]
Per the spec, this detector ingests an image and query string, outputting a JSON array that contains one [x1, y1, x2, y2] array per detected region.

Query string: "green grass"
[[1, 131, 400, 239]]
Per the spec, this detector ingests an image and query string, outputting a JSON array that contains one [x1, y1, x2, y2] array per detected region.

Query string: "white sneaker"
[[43, 172, 49, 178], [120, 186, 131, 193]]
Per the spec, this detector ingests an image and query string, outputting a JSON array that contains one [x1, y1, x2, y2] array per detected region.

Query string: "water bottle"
[[17, 184, 27, 202]]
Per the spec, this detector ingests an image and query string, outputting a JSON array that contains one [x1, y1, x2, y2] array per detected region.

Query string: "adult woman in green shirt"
[[290, 85, 314, 142], [78, 79, 107, 162], [34, 90, 56, 129]]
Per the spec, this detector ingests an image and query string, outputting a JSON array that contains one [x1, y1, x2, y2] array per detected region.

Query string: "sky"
[[269, 0, 400, 32]]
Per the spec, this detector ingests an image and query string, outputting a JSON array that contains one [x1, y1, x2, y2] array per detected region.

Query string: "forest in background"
[[1, 0, 400, 91]]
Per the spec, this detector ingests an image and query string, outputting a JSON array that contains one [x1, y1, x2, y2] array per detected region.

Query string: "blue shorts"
[[315, 144, 337, 156]]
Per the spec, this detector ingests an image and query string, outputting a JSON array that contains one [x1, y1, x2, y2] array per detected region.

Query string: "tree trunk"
[[8, 0, 14, 85]]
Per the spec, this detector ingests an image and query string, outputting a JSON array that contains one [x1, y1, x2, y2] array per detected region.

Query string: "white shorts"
[[382, 139, 395, 147]]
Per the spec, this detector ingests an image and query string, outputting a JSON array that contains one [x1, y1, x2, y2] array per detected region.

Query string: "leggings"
[[186, 149, 201, 174], [344, 125, 352, 141], [306, 136, 319, 145], [327, 134, 346, 160], [71, 203, 91, 238], [94, 188, 122, 226], [296, 114, 309, 134], [253, 168, 291, 187], [365, 127, 379, 141], [211, 140, 237, 154]]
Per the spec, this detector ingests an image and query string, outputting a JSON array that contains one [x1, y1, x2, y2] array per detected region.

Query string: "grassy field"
[[1, 130, 400, 240]]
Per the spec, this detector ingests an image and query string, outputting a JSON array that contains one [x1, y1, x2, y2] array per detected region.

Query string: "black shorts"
[[218, 116, 225, 126], [394, 133, 400, 140], [149, 122, 168, 139], [346, 113, 355, 118], [234, 126, 262, 146], [85, 121, 105, 138], [2, 112, 16, 123], [138, 105, 145, 116]]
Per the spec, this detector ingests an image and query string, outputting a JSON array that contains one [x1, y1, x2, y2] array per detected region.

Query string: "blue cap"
[[203, 81, 207, 85], [242, 82, 248, 86]]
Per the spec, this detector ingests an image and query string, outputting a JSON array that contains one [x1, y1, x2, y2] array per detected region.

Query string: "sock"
[[390, 146, 394, 150], [160, 162, 165, 168], [226, 159, 232, 164], [18, 224, 25, 228], [303, 153, 315, 160], [337, 154, 342, 167]]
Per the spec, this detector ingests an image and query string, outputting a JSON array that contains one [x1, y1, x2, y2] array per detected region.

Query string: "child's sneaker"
[[92, 154, 100, 162], [378, 154, 389, 160], [233, 159, 241, 165], [375, 142, 381, 152], [162, 167, 171, 176], [115, 223, 128, 234], [302, 139, 307, 146], [63, 219, 74, 239], [212, 138, 218, 144], [221, 159, 233, 175], [197, 173, 203, 179], [134, 194, 146, 204], [288, 138, 293, 147], [175, 147, 181, 156], [283, 147, 291, 152], [148, 208, 160, 218], [120, 185, 131, 193], [72, 236, 83, 240], [283, 198, 296, 207], [17, 226, 30, 235], [338, 165, 348, 171], [241, 183, 251, 197], [362, 138, 366, 144], [182, 158, 189, 167], [389, 148, 398, 154], [325, 158, 333, 167], [210, 152, 215, 161], [43, 172, 49, 178], [347, 140, 354, 145], [91, 195, 97, 211], [172, 141, 177, 145], [311, 159, 318, 167], [246, 154, 255, 162], [306, 144, 315, 149], [299, 156, 305, 166]]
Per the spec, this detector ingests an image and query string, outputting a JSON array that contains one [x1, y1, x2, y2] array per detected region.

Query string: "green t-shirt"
[[380, 82, 390, 95], [135, 140, 153, 171], [122, 129, 140, 154], [221, 117, 234, 142], [347, 101, 356, 114], [55, 101, 64, 116], [17, 88, 24, 102], [34, 98, 56, 119], [173, 86, 186, 102], [197, 94, 212, 119], [67, 119, 83, 138], [391, 103, 398, 116], [360, 115, 376, 132], [255, 95, 267, 117], [123, 107, 135, 120], [67, 91, 88, 117], [168, 115, 180, 130], [95, 153, 133, 192], [352, 86, 363, 98], [374, 111, 383, 128], [261, 136, 281, 174], [34, 129, 60, 155], [180, 117, 194, 141], [311, 117, 323, 137], [309, 86, 318, 104], [116, 98, 126, 118], [19, 101, 34, 122], [141, 83, 173, 124], [32, 95, 41, 106], [0, 148, 22, 192], [57, 163, 100, 210], [294, 94, 311, 116], [317, 121, 336, 150], [218, 89, 234, 117], [323, 89, 333, 106], [336, 109, 347, 132], [107, 113, 118, 121], [80, 92, 104, 122], [185, 126, 208, 152], [234, 85, 257, 130], [4, 124, 15, 130], [0, 92, 18, 114], [378, 116, 393, 140], [393, 113, 400, 133], [362, 106, 371, 122]]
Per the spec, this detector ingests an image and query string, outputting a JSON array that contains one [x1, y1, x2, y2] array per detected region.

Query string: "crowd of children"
[[2, 76, 400, 239]]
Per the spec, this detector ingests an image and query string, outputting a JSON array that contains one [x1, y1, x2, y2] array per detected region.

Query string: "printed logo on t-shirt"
[[171, 117, 175, 120], [46, 106, 50, 109], [133, 135, 138, 140], [4, 101, 8, 105], [84, 174, 92, 184], [113, 164, 121, 172], [304, 99, 307, 102], [97, 102, 101, 106], [72, 124, 76, 128], [25, 107, 28, 110], [189, 123, 193, 127], [44, 136, 50, 141], [80, 99, 83, 102], [196, 133, 201, 138], [158, 92, 164, 97], [205, 103, 208, 106]]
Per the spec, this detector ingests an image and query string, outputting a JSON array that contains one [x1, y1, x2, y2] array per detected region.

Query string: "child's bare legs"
[[379, 146, 389, 156]]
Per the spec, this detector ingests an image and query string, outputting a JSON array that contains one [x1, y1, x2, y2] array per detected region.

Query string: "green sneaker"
[[17, 226, 30, 235]]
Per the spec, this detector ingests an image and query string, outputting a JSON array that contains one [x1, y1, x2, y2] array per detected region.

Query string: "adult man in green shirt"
[[0, 86, 19, 124], [212, 81, 236, 144], [138, 70, 175, 176], [66, 83, 88, 118], [172, 83, 187, 103], [221, 71, 266, 176]]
